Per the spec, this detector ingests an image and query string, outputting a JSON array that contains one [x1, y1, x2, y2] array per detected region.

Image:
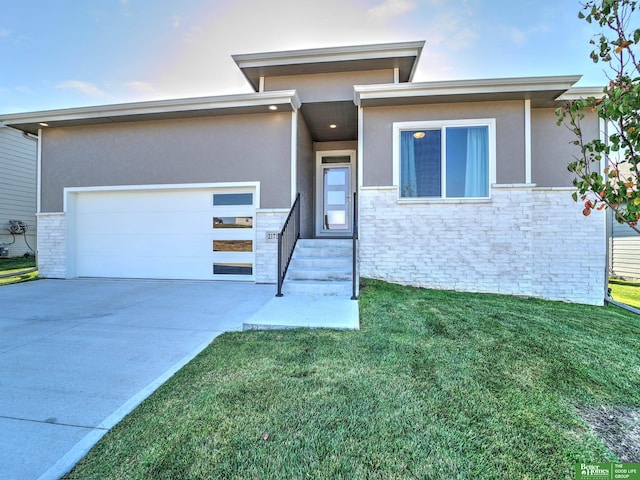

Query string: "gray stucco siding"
[[531, 108, 600, 188], [361, 101, 526, 187], [296, 112, 314, 238], [40, 113, 292, 212], [265, 70, 394, 103]]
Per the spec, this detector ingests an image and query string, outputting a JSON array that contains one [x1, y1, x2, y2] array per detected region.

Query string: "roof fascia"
[[232, 41, 425, 69], [1, 90, 301, 126], [233, 41, 425, 90], [353, 75, 582, 106], [558, 86, 605, 100]]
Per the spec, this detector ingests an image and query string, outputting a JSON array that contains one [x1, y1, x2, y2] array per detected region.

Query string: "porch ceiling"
[[300, 101, 357, 142]]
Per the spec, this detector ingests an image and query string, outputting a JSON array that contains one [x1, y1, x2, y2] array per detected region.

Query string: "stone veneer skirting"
[[36, 186, 607, 305], [36, 209, 288, 282], [358, 185, 607, 305], [36, 212, 66, 278], [254, 209, 288, 283]]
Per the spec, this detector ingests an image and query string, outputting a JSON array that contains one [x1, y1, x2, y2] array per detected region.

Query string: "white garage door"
[[72, 187, 256, 280]]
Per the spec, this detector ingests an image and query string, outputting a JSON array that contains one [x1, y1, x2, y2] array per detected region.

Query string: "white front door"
[[316, 150, 355, 236]]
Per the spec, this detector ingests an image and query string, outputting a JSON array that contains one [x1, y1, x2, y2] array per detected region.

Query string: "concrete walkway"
[[0, 279, 274, 480], [243, 294, 360, 330]]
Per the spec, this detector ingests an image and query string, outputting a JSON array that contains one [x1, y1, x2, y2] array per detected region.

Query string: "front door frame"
[[315, 149, 356, 237]]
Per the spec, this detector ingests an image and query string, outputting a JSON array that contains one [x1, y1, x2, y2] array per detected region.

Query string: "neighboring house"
[[609, 217, 640, 281], [0, 125, 37, 257], [0, 41, 606, 304], [608, 160, 640, 281]]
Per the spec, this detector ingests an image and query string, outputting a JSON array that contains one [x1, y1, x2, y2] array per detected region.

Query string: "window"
[[213, 240, 253, 252], [394, 119, 495, 199], [213, 217, 253, 228], [210, 187, 256, 280], [213, 263, 253, 275], [213, 193, 253, 206]]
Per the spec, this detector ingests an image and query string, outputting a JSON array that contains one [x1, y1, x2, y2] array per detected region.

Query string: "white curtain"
[[464, 127, 488, 197], [400, 131, 417, 197]]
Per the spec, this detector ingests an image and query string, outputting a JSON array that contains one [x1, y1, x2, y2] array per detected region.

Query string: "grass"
[[609, 278, 640, 309], [65, 279, 640, 480], [0, 256, 37, 286]]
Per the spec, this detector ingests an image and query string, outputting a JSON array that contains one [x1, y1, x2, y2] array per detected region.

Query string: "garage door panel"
[[77, 233, 214, 256], [77, 212, 212, 235], [73, 187, 256, 280], [77, 255, 215, 280], [77, 191, 214, 214]]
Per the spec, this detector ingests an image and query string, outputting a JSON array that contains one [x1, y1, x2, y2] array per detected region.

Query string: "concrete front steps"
[[282, 239, 355, 297], [242, 238, 359, 331]]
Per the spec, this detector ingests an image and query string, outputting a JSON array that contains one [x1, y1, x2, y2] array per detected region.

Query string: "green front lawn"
[[609, 278, 640, 309], [0, 257, 37, 286], [66, 280, 640, 480], [0, 256, 35, 271]]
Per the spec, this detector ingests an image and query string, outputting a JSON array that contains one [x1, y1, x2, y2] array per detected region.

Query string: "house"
[[609, 217, 640, 281], [0, 125, 37, 257], [0, 41, 606, 304]]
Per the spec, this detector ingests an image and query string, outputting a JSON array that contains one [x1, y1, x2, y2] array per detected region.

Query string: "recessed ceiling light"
[[329, 124, 337, 129], [268, 105, 278, 111], [39, 122, 49, 127], [413, 131, 425, 139]]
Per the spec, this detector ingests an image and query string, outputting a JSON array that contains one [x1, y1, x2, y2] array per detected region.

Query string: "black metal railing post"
[[276, 231, 284, 297], [351, 191, 358, 300], [276, 193, 301, 297]]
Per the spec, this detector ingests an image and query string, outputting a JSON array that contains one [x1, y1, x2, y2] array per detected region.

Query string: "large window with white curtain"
[[394, 119, 495, 199]]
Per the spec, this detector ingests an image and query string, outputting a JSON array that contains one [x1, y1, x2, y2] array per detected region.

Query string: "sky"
[[0, 0, 614, 115]]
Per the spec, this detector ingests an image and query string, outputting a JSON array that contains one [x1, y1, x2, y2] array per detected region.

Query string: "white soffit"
[[354, 75, 583, 108], [1, 90, 302, 135], [233, 41, 425, 91]]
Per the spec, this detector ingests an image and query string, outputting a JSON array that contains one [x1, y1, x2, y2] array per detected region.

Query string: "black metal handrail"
[[351, 191, 358, 300], [276, 193, 301, 297]]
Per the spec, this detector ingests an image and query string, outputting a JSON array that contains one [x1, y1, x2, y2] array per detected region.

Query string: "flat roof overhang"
[[1, 90, 301, 135], [354, 75, 587, 108], [233, 41, 425, 92]]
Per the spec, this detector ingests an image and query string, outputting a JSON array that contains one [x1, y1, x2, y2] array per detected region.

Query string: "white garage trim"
[[63, 182, 261, 210], [64, 182, 259, 281]]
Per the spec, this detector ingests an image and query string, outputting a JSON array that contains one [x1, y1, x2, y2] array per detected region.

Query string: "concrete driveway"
[[0, 278, 274, 480]]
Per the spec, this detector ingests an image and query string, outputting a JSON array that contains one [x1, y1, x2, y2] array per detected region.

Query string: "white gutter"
[[558, 86, 605, 100], [354, 75, 582, 106], [1, 90, 301, 127], [232, 41, 425, 69]]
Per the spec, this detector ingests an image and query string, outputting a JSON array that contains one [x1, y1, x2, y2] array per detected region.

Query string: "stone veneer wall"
[[36, 213, 66, 278], [358, 185, 606, 305], [254, 209, 288, 283]]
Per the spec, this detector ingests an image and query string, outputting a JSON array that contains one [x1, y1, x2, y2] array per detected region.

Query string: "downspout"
[[14, 126, 40, 262]]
